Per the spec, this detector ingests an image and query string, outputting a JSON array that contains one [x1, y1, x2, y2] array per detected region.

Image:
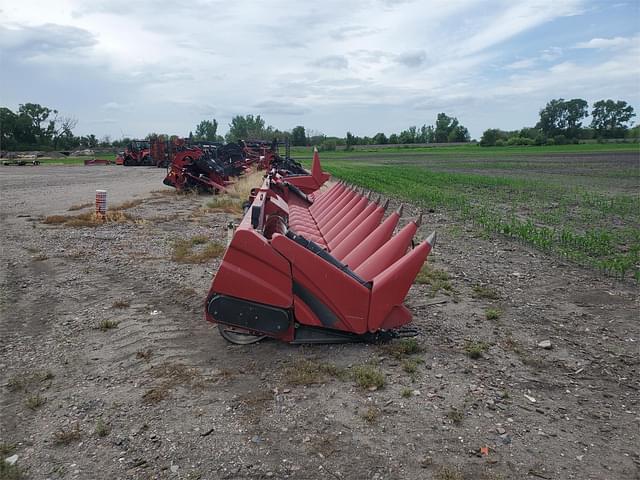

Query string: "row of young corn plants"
[[320, 161, 639, 281]]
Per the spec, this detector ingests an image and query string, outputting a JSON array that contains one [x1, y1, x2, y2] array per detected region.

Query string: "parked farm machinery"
[[205, 149, 436, 344], [116, 140, 152, 166], [162, 137, 311, 194]]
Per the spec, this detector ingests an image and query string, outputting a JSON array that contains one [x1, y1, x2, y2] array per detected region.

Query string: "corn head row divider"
[[205, 148, 436, 344]]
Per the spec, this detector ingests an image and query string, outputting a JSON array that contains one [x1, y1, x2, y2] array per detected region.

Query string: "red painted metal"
[[204, 152, 436, 344]]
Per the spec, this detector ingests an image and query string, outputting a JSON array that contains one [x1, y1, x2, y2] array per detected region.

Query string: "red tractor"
[[117, 140, 152, 166]]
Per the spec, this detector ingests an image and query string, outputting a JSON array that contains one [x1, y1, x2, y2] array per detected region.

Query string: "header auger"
[[205, 148, 436, 344]]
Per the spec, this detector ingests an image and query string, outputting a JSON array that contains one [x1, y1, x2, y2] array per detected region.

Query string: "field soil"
[[1, 164, 638, 480]]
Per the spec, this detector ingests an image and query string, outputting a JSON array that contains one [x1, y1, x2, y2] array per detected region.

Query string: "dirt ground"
[[1, 165, 638, 480]]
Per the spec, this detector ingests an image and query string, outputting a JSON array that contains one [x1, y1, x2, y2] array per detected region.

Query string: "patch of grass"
[[436, 465, 464, 480], [446, 408, 464, 425], [142, 363, 202, 404], [43, 210, 135, 227], [98, 319, 119, 331], [401, 387, 413, 398], [53, 424, 82, 445], [0, 461, 23, 480], [136, 349, 153, 361], [25, 393, 46, 410], [485, 308, 502, 320], [361, 406, 380, 423], [353, 364, 385, 390], [94, 418, 110, 437], [472, 285, 500, 300], [204, 195, 243, 214], [414, 264, 453, 295], [111, 299, 130, 309], [464, 340, 489, 359], [142, 387, 168, 404], [285, 359, 348, 385], [0, 443, 17, 456], [383, 337, 422, 358], [171, 236, 226, 264], [68, 202, 93, 211], [7, 370, 53, 392], [113, 199, 144, 210], [402, 358, 420, 374]]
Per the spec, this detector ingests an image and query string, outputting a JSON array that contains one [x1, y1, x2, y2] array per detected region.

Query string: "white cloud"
[[575, 35, 639, 49]]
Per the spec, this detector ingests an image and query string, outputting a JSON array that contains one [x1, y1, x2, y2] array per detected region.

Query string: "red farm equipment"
[[162, 139, 253, 193], [205, 149, 436, 344], [117, 140, 152, 166]]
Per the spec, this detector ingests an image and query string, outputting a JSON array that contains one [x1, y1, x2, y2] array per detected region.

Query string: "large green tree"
[[195, 119, 221, 141], [226, 114, 272, 142], [537, 98, 588, 139], [291, 125, 306, 146], [590, 100, 635, 138], [434, 113, 469, 143]]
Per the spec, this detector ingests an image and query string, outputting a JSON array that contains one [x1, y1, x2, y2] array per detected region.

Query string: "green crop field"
[[299, 145, 640, 281]]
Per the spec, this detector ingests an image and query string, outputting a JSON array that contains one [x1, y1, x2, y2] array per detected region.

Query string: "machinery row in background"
[[116, 137, 308, 194]]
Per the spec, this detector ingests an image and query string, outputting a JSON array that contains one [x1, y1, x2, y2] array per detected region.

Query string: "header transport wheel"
[[217, 324, 266, 345]]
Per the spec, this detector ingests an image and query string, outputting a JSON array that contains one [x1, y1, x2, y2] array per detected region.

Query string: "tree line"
[[1, 98, 636, 152], [480, 98, 636, 146]]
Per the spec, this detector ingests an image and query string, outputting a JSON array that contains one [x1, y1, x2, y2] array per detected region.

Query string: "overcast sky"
[[1, 0, 638, 140]]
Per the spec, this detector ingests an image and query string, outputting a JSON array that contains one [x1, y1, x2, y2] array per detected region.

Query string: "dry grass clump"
[[98, 319, 119, 331], [25, 393, 46, 410], [353, 364, 385, 389], [383, 337, 422, 358], [113, 199, 144, 210], [472, 285, 500, 299], [95, 418, 110, 437], [53, 424, 82, 445], [142, 363, 201, 404], [464, 340, 489, 359], [285, 359, 348, 385], [7, 370, 54, 392], [68, 202, 93, 211], [361, 406, 380, 423], [171, 236, 225, 263], [205, 195, 244, 214], [112, 299, 130, 309], [201, 169, 264, 214], [43, 210, 135, 227], [436, 466, 464, 480], [414, 264, 453, 295]]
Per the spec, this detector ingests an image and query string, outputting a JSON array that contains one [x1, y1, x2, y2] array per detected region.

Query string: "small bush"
[[464, 340, 489, 359], [54, 424, 82, 445], [95, 418, 110, 437], [472, 285, 499, 299], [485, 308, 501, 320], [353, 365, 385, 389], [402, 359, 419, 374], [446, 408, 464, 425], [401, 388, 413, 398], [98, 319, 119, 331], [361, 407, 380, 423], [25, 393, 46, 410]]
